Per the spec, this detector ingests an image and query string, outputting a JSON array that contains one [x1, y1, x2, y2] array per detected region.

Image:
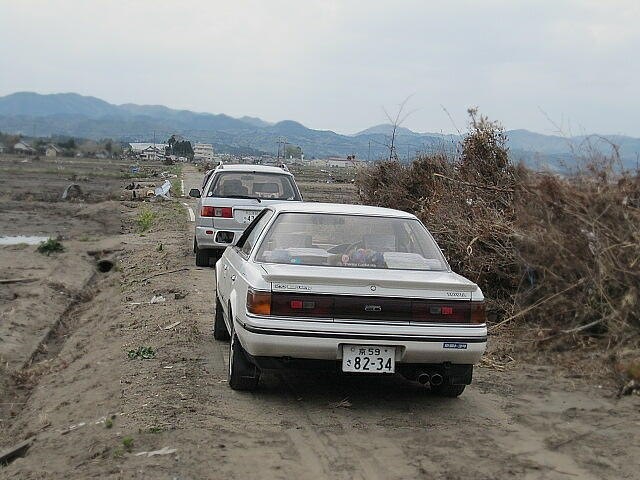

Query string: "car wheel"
[[210, 249, 222, 266], [431, 383, 466, 398], [195, 245, 210, 267], [213, 294, 230, 341], [228, 334, 260, 391]]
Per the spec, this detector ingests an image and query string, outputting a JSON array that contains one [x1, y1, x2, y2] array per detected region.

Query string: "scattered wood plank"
[[0, 437, 35, 465], [137, 267, 190, 284], [163, 321, 182, 330], [0, 278, 38, 285]]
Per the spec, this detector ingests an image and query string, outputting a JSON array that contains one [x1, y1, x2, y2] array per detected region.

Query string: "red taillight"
[[272, 294, 333, 317], [201, 206, 232, 218], [247, 290, 271, 315], [290, 300, 317, 310], [412, 301, 470, 323], [471, 301, 486, 324]]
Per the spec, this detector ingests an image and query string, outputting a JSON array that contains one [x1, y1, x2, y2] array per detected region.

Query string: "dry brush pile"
[[357, 109, 640, 367]]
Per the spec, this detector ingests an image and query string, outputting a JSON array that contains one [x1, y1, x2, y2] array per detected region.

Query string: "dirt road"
[[1, 164, 638, 479]]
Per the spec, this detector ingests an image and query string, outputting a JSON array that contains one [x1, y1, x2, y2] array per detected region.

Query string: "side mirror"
[[189, 188, 201, 198]]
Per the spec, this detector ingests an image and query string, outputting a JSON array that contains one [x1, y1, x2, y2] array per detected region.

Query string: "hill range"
[[1, 92, 638, 170]]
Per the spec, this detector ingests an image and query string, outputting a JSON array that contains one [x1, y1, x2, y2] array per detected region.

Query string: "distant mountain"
[[0, 92, 119, 117], [239, 116, 273, 128], [0, 91, 638, 169], [355, 124, 422, 137]]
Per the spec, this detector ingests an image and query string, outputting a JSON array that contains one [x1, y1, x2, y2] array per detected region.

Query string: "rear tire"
[[210, 249, 222, 267], [228, 334, 260, 391], [213, 295, 230, 341], [432, 383, 466, 398], [195, 245, 210, 267]]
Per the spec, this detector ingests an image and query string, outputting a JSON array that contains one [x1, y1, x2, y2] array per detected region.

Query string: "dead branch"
[[490, 279, 586, 332], [433, 173, 515, 193]]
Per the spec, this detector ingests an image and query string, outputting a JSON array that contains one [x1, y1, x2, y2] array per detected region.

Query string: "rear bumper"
[[235, 314, 487, 365], [195, 226, 242, 249]]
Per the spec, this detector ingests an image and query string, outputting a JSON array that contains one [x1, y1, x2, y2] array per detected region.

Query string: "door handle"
[[231, 274, 236, 282]]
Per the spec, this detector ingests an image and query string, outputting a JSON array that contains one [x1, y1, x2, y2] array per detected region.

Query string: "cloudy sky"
[[1, 1, 639, 135]]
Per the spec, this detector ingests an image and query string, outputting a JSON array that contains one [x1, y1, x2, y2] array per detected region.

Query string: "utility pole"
[[368, 140, 371, 162], [276, 137, 288, 160]]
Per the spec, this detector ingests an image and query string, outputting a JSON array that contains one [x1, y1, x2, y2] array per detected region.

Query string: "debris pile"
[[357, 109, 640, 355]]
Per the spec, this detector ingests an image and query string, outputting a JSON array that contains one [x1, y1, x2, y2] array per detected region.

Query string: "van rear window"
[[207, 172, 300, 201]]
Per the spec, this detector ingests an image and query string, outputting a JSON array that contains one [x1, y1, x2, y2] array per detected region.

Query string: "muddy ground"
[[0, 158, 638, 479]]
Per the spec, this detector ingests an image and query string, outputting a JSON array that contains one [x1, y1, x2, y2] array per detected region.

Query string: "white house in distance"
[[45, 144, 64, 157], [193, 143, 214, 163], [13, 141, 36, 155], [129, 143, 168, 161], [306, 156, 365, 168]]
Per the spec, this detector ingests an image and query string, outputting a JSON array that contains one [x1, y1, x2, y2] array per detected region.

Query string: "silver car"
[[214, 202, 487, 396], [189, 164, 302, 266]]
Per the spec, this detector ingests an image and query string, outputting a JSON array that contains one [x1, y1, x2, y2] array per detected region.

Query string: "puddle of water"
[[0, 235, 50, 246]]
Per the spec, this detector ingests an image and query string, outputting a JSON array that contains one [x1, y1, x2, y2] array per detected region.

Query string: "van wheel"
[[431, 383, 466, 398], [213, 294, 230, 341], [195, 245, 209, 267], [228, 334, 260, 391]]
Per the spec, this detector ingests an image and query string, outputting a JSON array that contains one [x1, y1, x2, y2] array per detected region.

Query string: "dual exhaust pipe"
[[416, 371, 443, 386]]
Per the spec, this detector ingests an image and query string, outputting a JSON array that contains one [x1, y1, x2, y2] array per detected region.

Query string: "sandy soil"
[[1, 161, 638, 479]]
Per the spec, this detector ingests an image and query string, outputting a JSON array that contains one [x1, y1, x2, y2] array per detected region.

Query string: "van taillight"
[[471, 301, 487, 324], [201, 206, 232, 218], [247, 290, 271, 315]]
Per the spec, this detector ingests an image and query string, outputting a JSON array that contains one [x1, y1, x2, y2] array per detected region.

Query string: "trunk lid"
[[260, 264, 478, 301]]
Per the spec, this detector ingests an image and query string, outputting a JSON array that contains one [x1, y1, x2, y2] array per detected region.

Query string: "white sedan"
[[214, 202, 487, 397]]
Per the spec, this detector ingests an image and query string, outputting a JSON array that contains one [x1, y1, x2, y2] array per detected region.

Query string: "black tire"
[[210, 249, 222, 267], [195, 245, 210, 267], [228, 334, 260, 391], [213, 295, 230, 341], [432, 383, 466, 398]]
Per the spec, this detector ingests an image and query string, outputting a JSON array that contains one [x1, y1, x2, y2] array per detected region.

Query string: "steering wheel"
[[343, 241, 365, 257]]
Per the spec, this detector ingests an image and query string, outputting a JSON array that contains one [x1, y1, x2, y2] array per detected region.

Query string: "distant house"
[[45, 144, 64, 157], [193, 143, 214, 163], [0, 143, 5, 154], [129, 143, 168, 161], [13, 141, 36, 155], [306, 157, 363, 168]]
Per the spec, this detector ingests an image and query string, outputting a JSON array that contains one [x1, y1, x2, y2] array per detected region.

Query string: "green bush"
[[37, 238, 64, 256]]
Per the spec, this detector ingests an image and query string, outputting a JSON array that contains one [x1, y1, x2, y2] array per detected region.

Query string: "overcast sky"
[[1, 1, 639, 136]]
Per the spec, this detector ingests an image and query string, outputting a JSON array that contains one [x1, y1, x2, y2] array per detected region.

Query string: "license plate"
[[342, 345, 395, 373], [236, 210, 260, 224]]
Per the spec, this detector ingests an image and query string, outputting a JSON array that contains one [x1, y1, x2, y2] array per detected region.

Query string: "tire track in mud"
[[274, 371, 417, 480]]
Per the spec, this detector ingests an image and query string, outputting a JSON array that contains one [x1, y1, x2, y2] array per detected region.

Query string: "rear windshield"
[[255, 213, 448, 271], [207, 172, 300, 200]]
